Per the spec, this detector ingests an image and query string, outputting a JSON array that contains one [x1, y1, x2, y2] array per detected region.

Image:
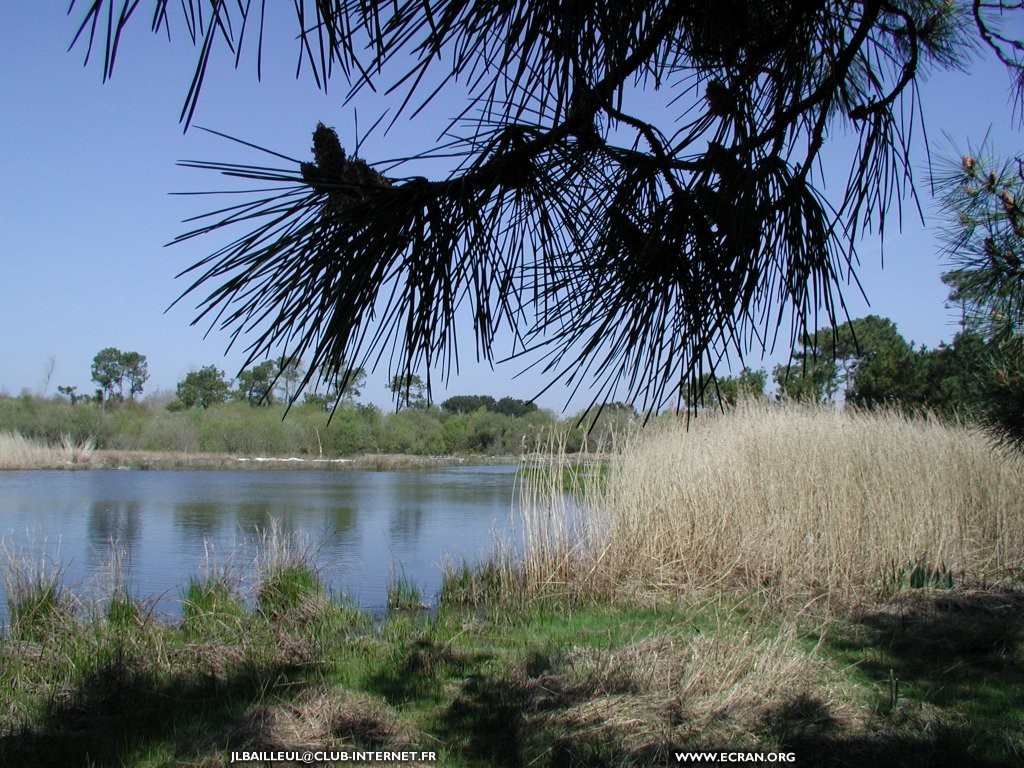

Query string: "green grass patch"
[[809, 590, 1024, 766], [387, 568, 426, 612], [439, 561, 506, 608], [6, 582, 73, 642], [106, 592, 142, 628], [4, 589, 1024, 766], [181, 577, 250, 640], [256, 563, 324, 620]]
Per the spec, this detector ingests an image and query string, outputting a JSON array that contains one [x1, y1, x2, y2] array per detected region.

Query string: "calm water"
[[0, 465, 521, 625]]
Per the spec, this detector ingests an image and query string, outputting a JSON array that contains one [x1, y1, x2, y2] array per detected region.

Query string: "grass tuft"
[[254, 519, 325, 622], [0, 534, 75, 641], [387, 567, 426, 612]]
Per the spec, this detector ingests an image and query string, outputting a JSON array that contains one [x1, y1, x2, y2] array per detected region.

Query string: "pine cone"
[[312, 122, 346, 179]]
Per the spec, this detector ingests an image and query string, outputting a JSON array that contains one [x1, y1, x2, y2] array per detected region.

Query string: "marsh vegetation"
[[1, 404, 1022, 766]]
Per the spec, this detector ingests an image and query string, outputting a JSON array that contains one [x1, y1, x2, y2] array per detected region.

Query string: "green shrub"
[[380, 409, 445, 454]]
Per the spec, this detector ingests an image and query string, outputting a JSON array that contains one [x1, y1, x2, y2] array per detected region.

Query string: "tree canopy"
[[67, 1, 1024, 411], [90, 347, 149, 404], [937, 145, 1024, 449], [176, 365, 232, 409], [236, 361, 277, 406]]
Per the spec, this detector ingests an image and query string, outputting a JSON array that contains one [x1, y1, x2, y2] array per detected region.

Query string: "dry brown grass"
[[514, 614, 857, 761], [232, 685, 422, 754], [0, 432, 96, 470], [518, 402, 1024, 609]]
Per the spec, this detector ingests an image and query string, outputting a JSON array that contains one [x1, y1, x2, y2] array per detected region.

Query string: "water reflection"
[[388, 507, 426, 542], [0, 465, 520, 624], [173, 502, 224, 537], [87, 500, 141, 548], [323, 505, 357, 536]]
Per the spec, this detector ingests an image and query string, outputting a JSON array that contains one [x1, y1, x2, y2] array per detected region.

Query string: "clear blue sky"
[[1, 4, 1021, 412]]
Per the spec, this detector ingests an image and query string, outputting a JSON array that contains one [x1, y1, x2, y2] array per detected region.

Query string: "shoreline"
[[0, 448, 521, 471]]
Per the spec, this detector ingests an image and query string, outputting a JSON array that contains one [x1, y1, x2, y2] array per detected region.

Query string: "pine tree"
[[69, 1, 1024, 410]]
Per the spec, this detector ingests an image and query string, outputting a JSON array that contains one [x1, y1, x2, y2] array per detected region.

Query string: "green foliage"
[[235, 360, 276, 406], [940, 150, 1024, 345], [436, 398, 546, 453], [773, 316, 941, 410], [91, 347, 149, 404], [121, 351, 149, 400], [90, 347, 123, 402], [257, 564, 323, 620], [381, 408, 445, 454], [196, 403, 295, 454], [458, 409, 510, 453], [273, 355, 305, 403], [322, 403, 382, 455], [908, 562, 954, 590], [493, 397, 537, 418], [937, 146, 1024, 451], [704, 367, 768, 408], [7, 581, 71, 642], [0, 394, 560, 457], [773, 352, 840, 403], [56, 385, 82, 405], [106, 593, 141, 627], [790, 315, 929, 408], [387, 569, 425, 611], [175, 365, 232, 409], [388, 374, 428, 411], [915, 331, 990, 420], [440, 412, 471, 453], [107, 403, 151, 449], [441, 395, 497, 414], [0, 396, 109, 447], [563, 403, 639, 452], [181, 578, 248, 640], [834, 316, 926, 408]]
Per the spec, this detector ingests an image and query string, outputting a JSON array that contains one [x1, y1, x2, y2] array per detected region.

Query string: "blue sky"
[[1, 5, 1021, 412]]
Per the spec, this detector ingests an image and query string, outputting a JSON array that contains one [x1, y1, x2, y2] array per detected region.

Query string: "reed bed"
[[517, 402, 1024, 608], [0, 432, 95, 470], [1, 433, 1022, 765]]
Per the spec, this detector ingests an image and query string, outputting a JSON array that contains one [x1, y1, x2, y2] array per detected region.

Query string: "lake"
[[0, 465, 522, 626]]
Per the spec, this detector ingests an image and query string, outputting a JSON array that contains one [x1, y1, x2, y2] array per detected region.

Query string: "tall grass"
[[0, 534, 73, 641], [0, 432, 95, 470], [517, 403, 1024, 607], [254, 519, 326, 621], [512, 430, 595, 600]]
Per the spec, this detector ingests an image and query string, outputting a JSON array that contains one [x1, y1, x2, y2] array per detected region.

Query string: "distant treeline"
[[5, 314, 1009, 457], [0, 395, 638, 457]]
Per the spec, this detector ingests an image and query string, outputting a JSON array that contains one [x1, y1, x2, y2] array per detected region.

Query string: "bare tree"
[[39, 354, 56, 396]]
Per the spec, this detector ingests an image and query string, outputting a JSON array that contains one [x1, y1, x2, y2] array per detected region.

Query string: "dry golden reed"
[[519, 402, 1024, 606], [0, 432, 95, 470]]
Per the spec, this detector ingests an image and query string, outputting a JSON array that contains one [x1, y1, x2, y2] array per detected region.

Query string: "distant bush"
[[0, 394, 562, 457], [0, 396, 110, 447], [380, 409, 446, 454]]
